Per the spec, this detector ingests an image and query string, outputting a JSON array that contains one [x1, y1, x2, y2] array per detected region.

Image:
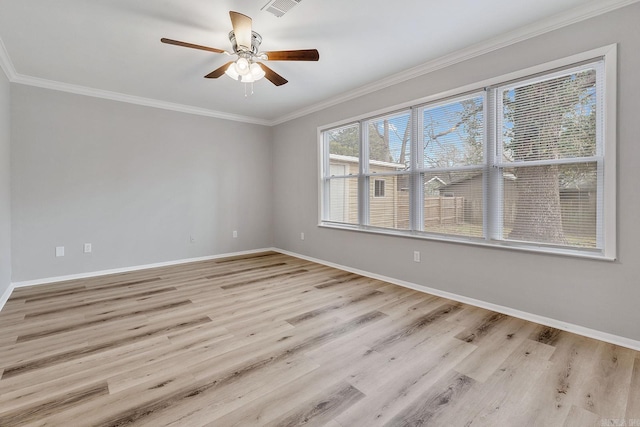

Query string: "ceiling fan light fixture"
[[224, 62, 241, 81], [225, 59, 265, 83], [235, 57, 250, 74], [250, 63, 266, 80]]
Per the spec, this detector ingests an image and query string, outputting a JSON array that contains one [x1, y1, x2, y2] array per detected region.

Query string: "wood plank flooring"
[[0, 251, 638, 426]]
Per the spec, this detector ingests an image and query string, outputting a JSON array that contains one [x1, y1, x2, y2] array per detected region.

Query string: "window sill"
[[318, 222, 615, 262]]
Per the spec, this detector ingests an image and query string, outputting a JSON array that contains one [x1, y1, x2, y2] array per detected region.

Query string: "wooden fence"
[[397, 194, 465, 228], [425, 196, 465, 225]]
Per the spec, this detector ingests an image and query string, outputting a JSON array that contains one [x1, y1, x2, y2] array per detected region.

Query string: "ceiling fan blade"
[[229, 11, 252, 50], [204, 62, 234, 79], [264, 49, 319, 61], [161, 38, 225, 54], [257, 63, 288, 86]]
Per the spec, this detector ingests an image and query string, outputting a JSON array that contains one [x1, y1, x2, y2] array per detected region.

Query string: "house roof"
[[440, 170, 595, 191], [329, 154, 405, 170], [425, 176, 447, 187]]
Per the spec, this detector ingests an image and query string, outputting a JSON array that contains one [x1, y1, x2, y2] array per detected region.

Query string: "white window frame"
[[318, 45, 616, 260]]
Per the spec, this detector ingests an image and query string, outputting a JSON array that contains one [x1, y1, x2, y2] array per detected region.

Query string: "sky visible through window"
[[364, 96, 485, 170]]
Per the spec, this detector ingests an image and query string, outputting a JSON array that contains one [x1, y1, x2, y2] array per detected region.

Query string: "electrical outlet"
[[300, 232, 305, 240], [413, 251, 421, 262], [56, 246, 65, 257], [233, 230, 238, 238], [84, 243, 92, 253]]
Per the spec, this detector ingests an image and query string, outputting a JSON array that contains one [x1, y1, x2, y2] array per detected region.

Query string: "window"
[[418, 93, 485, 238], [494, 65, 603, 249], [320, 46, 616, 259], [374, 179, 385, 198], [366, 111, 411, 229], [324, 123, 360, 225]]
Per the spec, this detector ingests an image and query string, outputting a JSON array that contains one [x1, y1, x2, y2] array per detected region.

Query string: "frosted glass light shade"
[[236, 57, 250, 75], [224, 60, 265, 83], [250, 63, 266, 80], [224, 63, 240, 80]]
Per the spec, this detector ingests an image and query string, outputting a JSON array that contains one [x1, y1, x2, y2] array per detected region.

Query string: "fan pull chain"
[[244, 82, 255, 97]]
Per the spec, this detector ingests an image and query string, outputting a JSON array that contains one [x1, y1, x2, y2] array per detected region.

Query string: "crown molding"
[[0, 35, 265, 125], [0, 37, 16, 81], [269, 0, 640, 126], [10, 74, 270, 126]]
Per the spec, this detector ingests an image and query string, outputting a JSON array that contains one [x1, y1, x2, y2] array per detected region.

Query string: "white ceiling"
[[0, 0, 634, 125]]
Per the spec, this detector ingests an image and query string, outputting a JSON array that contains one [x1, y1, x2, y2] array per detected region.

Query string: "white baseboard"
[[0, 283, 15, 315], [273, 248, 640, 352], [0, 248, 273, 313]]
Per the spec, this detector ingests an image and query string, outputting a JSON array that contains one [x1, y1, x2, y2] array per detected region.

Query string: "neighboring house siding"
[[329, 156, 404, 228], [369, 170, 402, 229]]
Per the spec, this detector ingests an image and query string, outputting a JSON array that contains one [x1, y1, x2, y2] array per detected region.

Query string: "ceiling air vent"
[[261, 0, 302, 17]]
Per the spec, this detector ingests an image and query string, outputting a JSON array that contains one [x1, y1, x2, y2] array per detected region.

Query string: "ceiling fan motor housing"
[[228, 30, 263, 55]]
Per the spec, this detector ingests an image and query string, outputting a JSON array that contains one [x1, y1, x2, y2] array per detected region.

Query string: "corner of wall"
[[0, 61, 12, 300], [267, 124, 277, 248]]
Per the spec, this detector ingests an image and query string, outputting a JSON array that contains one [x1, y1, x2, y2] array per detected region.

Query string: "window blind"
[[495, 62, 603, 249]]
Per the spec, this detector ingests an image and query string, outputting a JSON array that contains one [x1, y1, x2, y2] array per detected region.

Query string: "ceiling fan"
[[161, 11, 319, 87]]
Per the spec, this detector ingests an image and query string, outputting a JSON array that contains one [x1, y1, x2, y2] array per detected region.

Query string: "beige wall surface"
[[272, 4, 640, 341]]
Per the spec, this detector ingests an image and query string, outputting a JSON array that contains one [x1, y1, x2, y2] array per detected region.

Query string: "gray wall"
[[0, 67, 10, 296], [11, 85, 273, 281], [272, 3, 640, 341]]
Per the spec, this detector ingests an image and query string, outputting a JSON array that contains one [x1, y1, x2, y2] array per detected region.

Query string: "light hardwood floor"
[[0, 251, 638, 426]]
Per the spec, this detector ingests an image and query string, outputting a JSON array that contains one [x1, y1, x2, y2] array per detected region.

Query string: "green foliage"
[[460, 98, 484, 165], [369, 115, 412, 165], [504, 70, 596, 162], [367, 121, 394, 163], [327, 125, 359, 157], [329, 117, 410, 167]]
